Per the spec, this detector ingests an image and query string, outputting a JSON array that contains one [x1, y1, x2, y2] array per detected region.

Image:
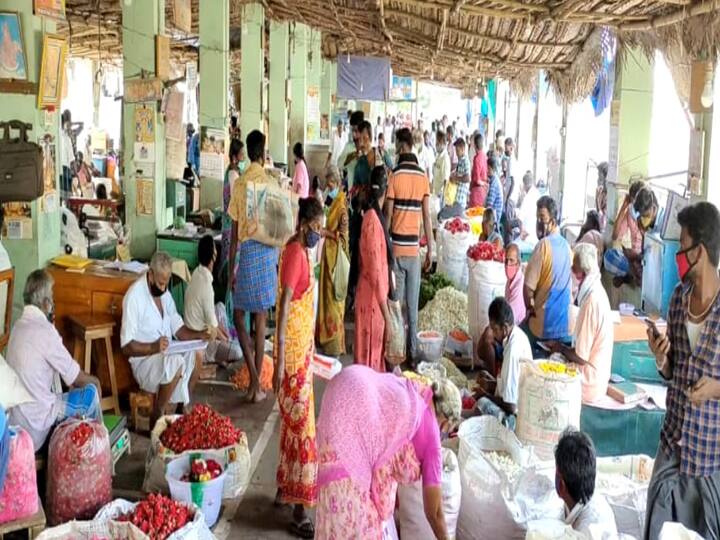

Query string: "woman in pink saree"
[[315, 365, 461, 539]]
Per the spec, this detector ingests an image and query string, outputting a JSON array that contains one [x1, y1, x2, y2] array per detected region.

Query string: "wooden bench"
[[0, 499, 46, 540]]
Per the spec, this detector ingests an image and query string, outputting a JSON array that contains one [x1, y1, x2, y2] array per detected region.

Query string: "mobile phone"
[[537, 341, 552, 353], [644, 318, 660, 339]]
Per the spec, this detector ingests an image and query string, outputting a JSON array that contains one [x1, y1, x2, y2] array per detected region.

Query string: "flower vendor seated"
[[7, 269, 102, 451], [184, 234, 242, 367], [546, 243, 613, 404], [475, 244, 526, 374], [555, 428, 618, 537], [479, 207, 503, 249], [121, 251, 209, 425], [474, 297, 532, 430]]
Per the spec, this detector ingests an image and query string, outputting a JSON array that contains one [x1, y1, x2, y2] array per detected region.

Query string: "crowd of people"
[[8, 102, 720, 540]]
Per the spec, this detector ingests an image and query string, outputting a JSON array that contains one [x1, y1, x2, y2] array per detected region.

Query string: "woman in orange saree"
[[274, 197, 325, 538], [317, 167, 349, 356]]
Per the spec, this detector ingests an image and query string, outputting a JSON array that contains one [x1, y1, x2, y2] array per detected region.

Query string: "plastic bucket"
[[166, 453, 226, 527], [417, 331, 445, 362]]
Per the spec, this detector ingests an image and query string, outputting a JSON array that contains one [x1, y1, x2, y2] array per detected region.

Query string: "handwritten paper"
[[136, 179, 154, 216]]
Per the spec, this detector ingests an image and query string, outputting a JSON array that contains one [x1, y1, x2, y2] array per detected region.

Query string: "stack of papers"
[[164, 340, 208, 356], [106, 261, 149, 274]]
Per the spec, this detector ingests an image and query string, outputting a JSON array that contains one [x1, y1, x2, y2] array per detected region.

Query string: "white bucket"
[[166, 454, 227, 527]]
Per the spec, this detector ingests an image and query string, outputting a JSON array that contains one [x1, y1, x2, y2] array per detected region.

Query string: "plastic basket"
[[417, 331, 445, 362]]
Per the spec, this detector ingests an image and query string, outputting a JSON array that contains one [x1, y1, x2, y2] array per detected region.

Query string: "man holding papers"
[[121, 251, 209, 424]]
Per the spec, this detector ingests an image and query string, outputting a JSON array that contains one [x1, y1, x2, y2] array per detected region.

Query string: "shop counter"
[[580, 404, 664, 457]]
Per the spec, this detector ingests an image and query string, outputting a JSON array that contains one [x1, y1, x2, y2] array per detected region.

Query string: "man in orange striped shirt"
[[385, 128, 433, 364]]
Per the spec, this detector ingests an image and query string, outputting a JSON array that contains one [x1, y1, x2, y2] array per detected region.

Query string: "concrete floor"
[[111, 360, 338, 539]]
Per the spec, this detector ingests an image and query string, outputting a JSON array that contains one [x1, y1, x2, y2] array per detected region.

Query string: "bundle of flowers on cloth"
[[143, 404, 251, 498], [36, 495, 216, 540]]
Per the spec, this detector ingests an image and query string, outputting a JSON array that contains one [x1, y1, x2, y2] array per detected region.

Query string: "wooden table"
[[48, 262, 139, 399]]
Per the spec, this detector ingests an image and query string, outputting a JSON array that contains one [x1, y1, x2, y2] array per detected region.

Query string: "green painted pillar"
[[122, 0, 167, 259], [289, 23, 309, 171], [240, 3, 264, 139], [0, 0, 61, 314], [609, 49, 654, 187], [321, 59, 337, 138], [199, 0, 229, 210], [306, 29, 322, 144], [268, 21, 289, 165]]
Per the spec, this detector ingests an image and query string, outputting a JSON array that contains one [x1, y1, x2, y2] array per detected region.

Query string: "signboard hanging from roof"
[[389, 75, 415, 101], [336, 55, 391, 101]]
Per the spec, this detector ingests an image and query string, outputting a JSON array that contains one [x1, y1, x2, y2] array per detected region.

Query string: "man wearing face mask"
[[644, 202, 720, 540], [7, 269, 102, 451], [547, 243, 613, 403], [474, 297, 532, 430], [523, 195, 572, 345], [121, 251, 210, 425]]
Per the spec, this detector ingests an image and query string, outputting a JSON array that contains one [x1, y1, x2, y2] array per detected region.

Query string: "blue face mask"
[[306, 229, 321, 249], [328, 186, 339, 200], [237, 160, 247, 175]]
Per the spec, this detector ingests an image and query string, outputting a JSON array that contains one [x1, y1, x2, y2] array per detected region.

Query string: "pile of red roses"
[[444, 218, 470, 234], [160, 404, 242, 453], [118, 493, 193, 539], [467, 241, 505, 262]]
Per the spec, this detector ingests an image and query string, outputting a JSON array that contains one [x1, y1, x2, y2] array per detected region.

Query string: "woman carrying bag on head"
[[316, 166, 349, 356], [273, 197, 325, 538]]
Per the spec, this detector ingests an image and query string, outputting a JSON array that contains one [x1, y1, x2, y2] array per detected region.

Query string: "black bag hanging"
[[0, 120, 43, 202]]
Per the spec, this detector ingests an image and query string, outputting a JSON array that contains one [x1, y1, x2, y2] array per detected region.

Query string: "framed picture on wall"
[[37, 33, 67, 109], [0, 11, 28, 81], [33, 0, 66, 20]]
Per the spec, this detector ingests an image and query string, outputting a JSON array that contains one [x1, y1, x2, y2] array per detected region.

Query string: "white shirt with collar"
[[184, 265, 218, 332], [564, 494, 618, 539], [121, 276, 184, 362], [7, 305, 81, 450], [495, 325, 532, 406], [519, 185, 540, 243]]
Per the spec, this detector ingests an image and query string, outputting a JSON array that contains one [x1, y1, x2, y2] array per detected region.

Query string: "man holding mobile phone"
[[644, 202, 720, 540]]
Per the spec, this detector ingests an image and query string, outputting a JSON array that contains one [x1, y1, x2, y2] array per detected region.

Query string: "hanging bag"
[[332, 246, 350, 302], [0, 121, 43, 202], [245, 172, 299, 248]]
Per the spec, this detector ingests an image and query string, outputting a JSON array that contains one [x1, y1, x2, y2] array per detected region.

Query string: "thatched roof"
[[59, 0, 720, 101]]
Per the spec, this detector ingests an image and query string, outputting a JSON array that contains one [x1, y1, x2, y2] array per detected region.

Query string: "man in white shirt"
[[325, 120, 346, 172], [555, 428, 618, 538], [475, 297, 532, 430], [413, 130, 433, 187], [518, 171, 540, 247], [60, 110, 75, 199], [7, 270, 101, 450], [121, 251, 209, 423], [432, 130, 451, 200], [184, 236, 241, 367]]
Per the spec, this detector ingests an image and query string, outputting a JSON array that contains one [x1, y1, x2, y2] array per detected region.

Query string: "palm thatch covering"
[[59, 0, 720, 102]]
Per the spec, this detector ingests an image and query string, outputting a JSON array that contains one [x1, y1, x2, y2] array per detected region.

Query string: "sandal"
[[289, 517, 315, 539]]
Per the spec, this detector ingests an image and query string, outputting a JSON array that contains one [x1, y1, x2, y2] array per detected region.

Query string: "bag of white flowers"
[[456, 416, 563, 540]]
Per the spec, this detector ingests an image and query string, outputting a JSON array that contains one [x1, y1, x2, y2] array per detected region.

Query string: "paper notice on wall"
[[2, 202, 32, 239], [166, 137, 186, 180], [607, 125, 619, 184], [306, 86, 320, 142], [134, 106, 155, 143], [134, 142, 156, 163], [199, 126, 226, 179], [42, 191, 59, 213], [136, 178, 154, 216], [164, 90, 185, 141]]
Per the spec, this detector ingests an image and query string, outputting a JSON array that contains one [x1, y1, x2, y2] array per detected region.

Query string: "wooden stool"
[[68, 313, 120, 415], [129, 391, 155, 433], [0, 499, 46, 539]]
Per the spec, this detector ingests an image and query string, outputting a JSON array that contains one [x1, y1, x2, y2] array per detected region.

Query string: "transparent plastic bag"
[[0, 428, 38, 524], [385, 299, 406, 365], [47, 418, 112, 525]]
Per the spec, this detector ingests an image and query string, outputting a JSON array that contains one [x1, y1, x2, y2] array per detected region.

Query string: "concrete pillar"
[[306, 29, 322, 144], [320, 59, 337, 140], [122, 0, 166, 259], [289, 23, 309, 170], [199, 0, 229, 210], [608, 49, 654, 187], [268, 21, 289, 165], [706, 66, 720, 203], [240, 3, 264, 139], [0, 0, 61, 314]]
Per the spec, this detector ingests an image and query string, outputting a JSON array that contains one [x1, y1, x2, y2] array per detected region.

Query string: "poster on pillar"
[[163, 90, 185, 142], [2, 203, 32, 239], [136, 179, 154, 216], [307, 86, 320, 142], [134, 107, 155, 143], [166, 137, 186, 180], [199, 127, 226, 180]]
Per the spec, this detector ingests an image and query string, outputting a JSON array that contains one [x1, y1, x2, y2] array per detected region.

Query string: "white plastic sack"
[[525, 519, 586, 540], [659, 522, 705, 540], [397, 448, 462, 539], [436, 228, 473, 291], [143, 415, 251, 499], [456, 417, 563, 540], [36, 521, 112, 540], [516, 361, 582, 461], [596, 471, 649, 539], [95, 498, 216, 540], [430, 194, 441, 230], [467, 259, 507, 343]]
